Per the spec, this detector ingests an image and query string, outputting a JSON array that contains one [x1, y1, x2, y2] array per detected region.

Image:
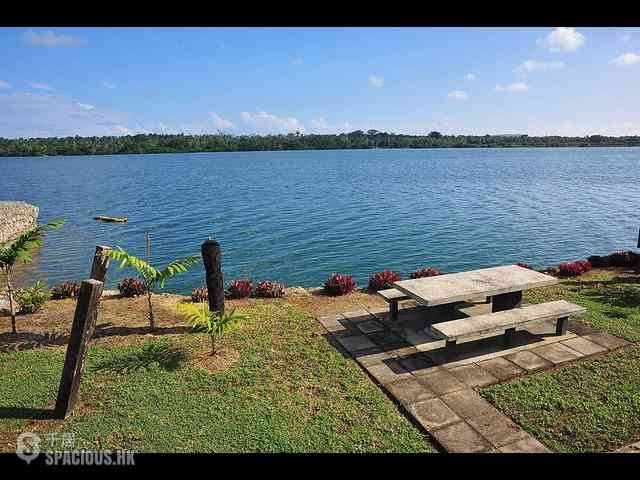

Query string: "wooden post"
[[89, 245, 111, 283], [55, 279, 104, 419], [201, 239, 225, 315]]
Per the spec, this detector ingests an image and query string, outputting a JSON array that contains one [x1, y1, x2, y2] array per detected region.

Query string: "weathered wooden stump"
[[201, 239, 225, 315], [55, 279, 104, 419], [89, 245, 111, 283]]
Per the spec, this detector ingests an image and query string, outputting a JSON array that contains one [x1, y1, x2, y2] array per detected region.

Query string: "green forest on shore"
[[2, 130, 640, 157]]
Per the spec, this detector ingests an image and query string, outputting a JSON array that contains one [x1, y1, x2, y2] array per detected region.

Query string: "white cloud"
[[102, 81, 116, 89], [464, 73, 476, 81], [537, 27, 585, 53], [291, 57, 304, 65], [29, 82, 54, 91], [0, 92, 131, 138], [209, 112, 234, 129], [310, 117, 352, 134], [77, 103, 95, 111], [0, 80, 9, 89], [369, 75, 384, 88], [620, 34, 632, 43], [495, 82, 529, 92], [23, 30, 86, 47], [240, 111, 305, 133], [515, 60, 564, 76], [447, 90, 468, 100], [611, 53, 640, 66]]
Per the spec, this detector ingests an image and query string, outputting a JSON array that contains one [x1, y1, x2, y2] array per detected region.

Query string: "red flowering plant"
[[558, 260, 592, 277], [324, 273, 356, 296], [226, 279, 253, 299], [254, 280, 285, 298], [410, 267, 442, 279], [368, 270, 402, 291]]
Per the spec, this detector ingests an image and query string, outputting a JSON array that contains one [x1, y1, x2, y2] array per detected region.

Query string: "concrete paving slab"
[[561, 336, 608, 357], [476, 357, 524, 381], [440, 389, 496, 419], [367, 331, 410, 350], [504, 350, 553, 372], [532, 342, 584, 365], [430, 420, 493, 452], [582, 332, 630, 350], [366, 359, 412, 385], [447, 364, 499, 388], [396, 352, 438, 376], [354, 349, 394, 367], [386, 377, 436, 407], [499, 436, 552, 453], [355, 319, 386, 334], [417, 369, 467, 396], [408, 398, 461, 430], [334, 333, 377, 353], [467, 410, 529, 448], [341, 310, 374, 323]]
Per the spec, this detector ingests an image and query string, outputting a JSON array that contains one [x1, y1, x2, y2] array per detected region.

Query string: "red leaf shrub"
[[410, 267, 442, 279], [516, 262, 533, 270], [368, 270, 402, 291], [324, 273, 356, 296], [254, 280, 285, 298], [118, 277, 147, 297], [226, 279, 253, 299], [191, 287, 208, 303], [50, 281, 81, 300], [558, 260, 592, 277]]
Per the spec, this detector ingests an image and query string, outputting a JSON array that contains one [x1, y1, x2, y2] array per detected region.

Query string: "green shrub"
[[15, 281, 50, 314]]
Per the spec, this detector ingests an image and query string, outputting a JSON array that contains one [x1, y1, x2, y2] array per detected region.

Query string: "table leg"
[[390, 300, 398, 322], [492, 291, 522, 312], [556, 316, 568, 335]]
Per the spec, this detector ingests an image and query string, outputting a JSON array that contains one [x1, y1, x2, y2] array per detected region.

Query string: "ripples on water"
[[1, 147, 638, 293]]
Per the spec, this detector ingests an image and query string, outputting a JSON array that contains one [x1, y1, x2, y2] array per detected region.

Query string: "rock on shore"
[[0, 201, 39, 244]]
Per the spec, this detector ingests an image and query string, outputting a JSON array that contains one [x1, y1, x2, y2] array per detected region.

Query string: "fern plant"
[[106, 246, 199, 331], [0, 218, 64, 333], [177, 301, 244, 355]]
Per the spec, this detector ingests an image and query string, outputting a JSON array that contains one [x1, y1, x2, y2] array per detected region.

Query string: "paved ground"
[[616, 441, 640, 453], [317, 299, 631, 453]]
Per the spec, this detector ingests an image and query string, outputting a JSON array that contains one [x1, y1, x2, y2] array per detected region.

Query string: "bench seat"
[[429, 300, 586, 347], [377, 288, 411, 321]]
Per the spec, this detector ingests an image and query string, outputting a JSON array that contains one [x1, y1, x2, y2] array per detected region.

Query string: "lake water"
[[1, 147, 639, 294]]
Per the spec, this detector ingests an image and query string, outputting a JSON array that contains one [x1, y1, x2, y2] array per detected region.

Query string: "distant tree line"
[[1, 130, 640, 157]]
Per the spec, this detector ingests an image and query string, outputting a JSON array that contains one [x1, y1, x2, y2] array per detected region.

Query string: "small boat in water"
[[94, 215, 128, 223]]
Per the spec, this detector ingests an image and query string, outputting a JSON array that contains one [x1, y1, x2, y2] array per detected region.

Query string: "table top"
[[393, 265, 558, 307]]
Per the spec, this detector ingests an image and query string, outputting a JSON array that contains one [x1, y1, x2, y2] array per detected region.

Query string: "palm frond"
[[0, 217, 65, 268], [157, 255, 200, 288], [106, 247, 160, 281]]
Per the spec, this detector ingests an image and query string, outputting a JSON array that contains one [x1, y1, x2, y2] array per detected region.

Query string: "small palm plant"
[[177, 301, 244, 356], [106, 246, 200, 331], [0, 218, 64, 334]]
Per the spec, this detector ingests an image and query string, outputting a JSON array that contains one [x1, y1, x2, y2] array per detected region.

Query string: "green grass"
[[481, 346, 640, 452], [525, 270, 640, 341], [483, 270, 640, 452], [0, 302, 434, 453]]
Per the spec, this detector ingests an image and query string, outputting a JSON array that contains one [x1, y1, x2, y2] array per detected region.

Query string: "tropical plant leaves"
[[0, 218, 65, 271]]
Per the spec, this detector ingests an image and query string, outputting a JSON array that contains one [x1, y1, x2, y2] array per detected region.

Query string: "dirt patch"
[[191, 346, 240, 373]]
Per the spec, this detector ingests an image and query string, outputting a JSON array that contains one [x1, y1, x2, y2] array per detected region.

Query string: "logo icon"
[[16, 431, 41, 464]]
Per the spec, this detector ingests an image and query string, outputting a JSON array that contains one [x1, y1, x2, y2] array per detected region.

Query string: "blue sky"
[[1, 27, 640, 138]]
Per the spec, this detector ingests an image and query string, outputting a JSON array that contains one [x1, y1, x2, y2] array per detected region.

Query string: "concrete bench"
[[428, 300, 587, 348], [377, 288, 410, 321]]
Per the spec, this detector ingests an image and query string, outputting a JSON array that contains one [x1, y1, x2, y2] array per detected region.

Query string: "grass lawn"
[[0, 299, 435, 453], [483, 268, 640, 452]]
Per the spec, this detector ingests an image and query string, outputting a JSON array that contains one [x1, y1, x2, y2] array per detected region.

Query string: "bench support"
[[445, 339, 457, 349], [485, 296, 492, 304], [389, 300, 399, 322], [504, 327, 516, 346], [492, 290, 522, 312], [556, 316, 568, 335]]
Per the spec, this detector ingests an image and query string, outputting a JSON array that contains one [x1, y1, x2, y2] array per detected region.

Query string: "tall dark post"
[[89, 245, 111, 283], [201, 239, 225, 315], [55, 279, 104, 419]]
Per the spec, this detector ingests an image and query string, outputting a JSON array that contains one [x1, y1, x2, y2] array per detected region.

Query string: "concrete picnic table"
[[393, 265, 559, 313]]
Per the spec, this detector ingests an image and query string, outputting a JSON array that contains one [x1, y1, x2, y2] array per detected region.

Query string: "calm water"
[[1, 147, 638, 294]]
